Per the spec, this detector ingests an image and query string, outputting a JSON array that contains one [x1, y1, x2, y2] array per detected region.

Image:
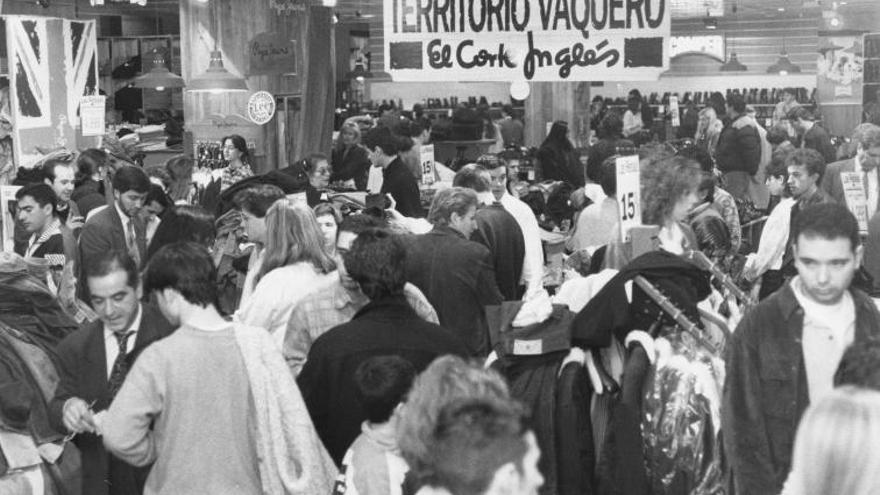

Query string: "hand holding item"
[[62, 397, 97, 435]]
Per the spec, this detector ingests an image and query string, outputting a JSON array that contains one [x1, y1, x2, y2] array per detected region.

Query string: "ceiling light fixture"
[[720, 3, 748, 71], [133, 48, 185, 91], [188, 0, 248, 93]]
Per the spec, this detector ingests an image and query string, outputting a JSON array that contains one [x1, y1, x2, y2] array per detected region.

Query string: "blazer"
[[381, 158, 424, 218], [331, 145, 371, 190], [820, 157, 855, 206], [403, 226, 503, 356], [48, 303, 173, 495], [78, 203, 146, 297]]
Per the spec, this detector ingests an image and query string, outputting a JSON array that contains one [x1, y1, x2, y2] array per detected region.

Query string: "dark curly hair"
[[640, 153, 702, 226]]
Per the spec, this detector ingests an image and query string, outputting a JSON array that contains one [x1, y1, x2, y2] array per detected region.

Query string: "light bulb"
[[780, 70, 789, 76], [156, 86, 165, 91], [356, 76, 365, 82]]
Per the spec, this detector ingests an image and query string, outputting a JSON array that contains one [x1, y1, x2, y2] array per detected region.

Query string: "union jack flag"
[[8, 18, 50, 130], [64, 20, 98, 123]]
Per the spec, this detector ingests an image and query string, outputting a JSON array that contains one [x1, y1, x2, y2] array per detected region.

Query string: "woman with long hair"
[[695, 107, 723, 157], [331, 122, 371, 190], [537, 120, 583, 186], [640, 153, 703, 255], [237, 200, 337, 345], [784, 386, 880, 495], [219, 134, 254, 191]]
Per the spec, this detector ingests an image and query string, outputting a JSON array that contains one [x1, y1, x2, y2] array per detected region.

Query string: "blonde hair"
[[790, 386, 880, 495], [256, 200, 336, 283]]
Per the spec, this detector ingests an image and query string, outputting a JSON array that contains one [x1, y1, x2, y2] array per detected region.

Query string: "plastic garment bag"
[[641, 328, 726, 495]]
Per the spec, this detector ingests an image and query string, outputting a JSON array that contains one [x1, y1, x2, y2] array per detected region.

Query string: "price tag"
[[615, 155, 642, 242], [80, 96, 106, 137], [420, 144, 435, 185], [669, 96, 680, 127], [841, 172, 869, 234]]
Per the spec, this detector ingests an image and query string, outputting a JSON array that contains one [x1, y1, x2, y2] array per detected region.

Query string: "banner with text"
[[383, 0, 670, 82]]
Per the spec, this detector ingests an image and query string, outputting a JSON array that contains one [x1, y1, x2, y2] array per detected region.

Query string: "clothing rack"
[[633, 275, 719, 354], [685, 249, 756, 312]]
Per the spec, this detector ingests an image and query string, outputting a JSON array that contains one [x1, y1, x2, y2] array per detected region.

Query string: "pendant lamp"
[[767, 52, 802, 75], [345, 63, 373, 81], [188, 0, 248, 93], [133, 48, 185, 91], [721, 52, 748, 71]]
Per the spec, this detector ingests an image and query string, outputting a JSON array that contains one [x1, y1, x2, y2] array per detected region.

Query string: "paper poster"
[[383, 0, 670, 82], [669, 96, 680, 127], [841, 172, 869, 233], [616, 155, 641, 242], [80, 95, 106, 137]]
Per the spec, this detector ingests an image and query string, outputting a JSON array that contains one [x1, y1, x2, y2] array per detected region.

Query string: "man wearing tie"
[[821, 124, 880, 209], [48, 250, 172, 495], [78, 166, 150, 298]]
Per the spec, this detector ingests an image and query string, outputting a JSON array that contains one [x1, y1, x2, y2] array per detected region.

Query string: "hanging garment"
[[641, 329, 726, 495]]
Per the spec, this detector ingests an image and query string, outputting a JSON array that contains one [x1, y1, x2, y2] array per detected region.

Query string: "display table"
[[433, 139, 498, 165]]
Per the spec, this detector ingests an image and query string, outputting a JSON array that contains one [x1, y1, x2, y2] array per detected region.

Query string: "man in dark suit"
[[404, 187, 504, 356], [49, 250, 173, 495], [299, 229, 467, 464], [821, 124, 880, 208], [453, 164, 525, 301], [790, 107, 837, 165], [363, 126, 425, 218], [78, 166, 150, 298]]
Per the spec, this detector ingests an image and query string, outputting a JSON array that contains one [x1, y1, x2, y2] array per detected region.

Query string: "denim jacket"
[[722, 282, 880, 495]]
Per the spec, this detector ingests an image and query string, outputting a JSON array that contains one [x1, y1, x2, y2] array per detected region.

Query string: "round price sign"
[[247, 91, 276, 125]]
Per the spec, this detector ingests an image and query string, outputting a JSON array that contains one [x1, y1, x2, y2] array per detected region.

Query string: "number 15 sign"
[[616, 155, 642, 242]]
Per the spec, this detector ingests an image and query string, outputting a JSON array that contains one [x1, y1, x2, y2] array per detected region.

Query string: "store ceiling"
[[674, 0, 879, 19], [112, 0, 880, 21]]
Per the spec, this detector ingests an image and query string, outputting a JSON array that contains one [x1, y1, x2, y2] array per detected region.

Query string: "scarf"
[[233, 324, 338, 494]]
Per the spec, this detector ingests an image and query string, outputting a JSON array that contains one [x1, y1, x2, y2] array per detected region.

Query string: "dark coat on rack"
[[47, 304, 172, 495]]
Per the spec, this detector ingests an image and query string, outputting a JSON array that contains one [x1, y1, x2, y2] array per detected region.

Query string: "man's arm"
[[722, 317, 778, 495], [101, 348, 163, 467]]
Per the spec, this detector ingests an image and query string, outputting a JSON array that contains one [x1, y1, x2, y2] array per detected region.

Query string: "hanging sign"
[[80, 95, 106, 137], [841, 172, 869, 234], [420, 143, 436, 185], [247, 91, 277, 125], [383, 0, 670, 82], [616, 155, 642, 242], [248, 33, 296, 75]]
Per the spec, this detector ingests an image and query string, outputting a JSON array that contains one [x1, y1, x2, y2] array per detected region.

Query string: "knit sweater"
[[102, 325, 262, 495]]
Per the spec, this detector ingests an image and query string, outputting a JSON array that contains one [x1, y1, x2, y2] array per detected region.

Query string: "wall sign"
[[248, 32, 296, 76], [616, 155, 642, 242], [80, 95, 106, 136], [248, 91, 277, 125], [383, 0, 670, 82], [669, 35, 725, 60]]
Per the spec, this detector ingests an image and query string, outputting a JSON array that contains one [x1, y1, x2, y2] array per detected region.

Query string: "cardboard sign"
[[80, 95, 106, 137], [248, 33, 296, 76], [615, 155, 642, 242], [1, 185, 22, 253], [383, 0, 670, 82], [420, 143, 436, 185], [841, 171, 869, 233]]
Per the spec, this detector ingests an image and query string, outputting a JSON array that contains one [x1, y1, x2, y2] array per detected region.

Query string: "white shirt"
[[743, 198, 796, 280], [791, 276, 855, 402], [145, 217, 160, 247], [622, 110, 643, 137], [500, 192, 545, 296], [103, 303, 143, 379], [239, 246, 264, 308]]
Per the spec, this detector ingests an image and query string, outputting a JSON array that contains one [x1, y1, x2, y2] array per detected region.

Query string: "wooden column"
[[524, 82, 591, 149], [180, 0, 335, 173]]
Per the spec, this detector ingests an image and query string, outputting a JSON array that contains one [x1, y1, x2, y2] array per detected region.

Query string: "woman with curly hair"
[[236, 200, 337, 345], [640, 153, 703, 255]]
